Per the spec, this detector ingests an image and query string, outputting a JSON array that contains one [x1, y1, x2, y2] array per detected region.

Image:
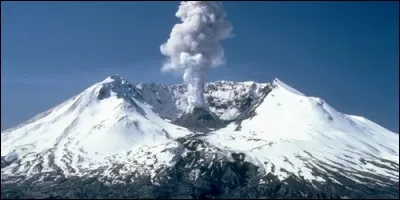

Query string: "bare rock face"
[[136, 81, 271, 123], [173, 107, 225, 131]]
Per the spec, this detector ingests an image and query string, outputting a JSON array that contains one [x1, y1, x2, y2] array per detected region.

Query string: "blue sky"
[[1, 2, 398, 132]]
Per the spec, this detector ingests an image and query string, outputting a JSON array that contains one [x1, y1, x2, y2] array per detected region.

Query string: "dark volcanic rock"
[[173, 107, 226, 131], [2, 134, 399, 199]]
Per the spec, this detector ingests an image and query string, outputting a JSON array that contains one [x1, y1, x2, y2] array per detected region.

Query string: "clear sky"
[[1, 2, 399, 132]]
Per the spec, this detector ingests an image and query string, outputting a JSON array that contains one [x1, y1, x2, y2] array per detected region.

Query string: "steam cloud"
[[160, 1, 233, 111]]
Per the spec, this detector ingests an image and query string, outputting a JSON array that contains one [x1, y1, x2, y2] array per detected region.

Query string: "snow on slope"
[[1, 76, 190, 178], [205, 78, 399, 184]]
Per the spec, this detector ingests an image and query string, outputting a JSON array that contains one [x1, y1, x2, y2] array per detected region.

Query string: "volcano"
[[1, 75, 398, 199]]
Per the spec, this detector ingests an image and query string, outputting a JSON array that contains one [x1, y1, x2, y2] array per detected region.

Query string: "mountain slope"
[[1, 76, 190, 180], [205, 78, 398, 186], [1, 75, 398, 199]]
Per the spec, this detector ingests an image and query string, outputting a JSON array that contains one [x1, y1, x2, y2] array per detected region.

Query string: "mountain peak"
[[272, 77, 305, 96], [101, 74, 129, 85], [95, 75, 140, 101]]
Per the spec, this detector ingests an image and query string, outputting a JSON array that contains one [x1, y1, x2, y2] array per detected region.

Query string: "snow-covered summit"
[[205, 77, 398, 184], [273, 78, 305, 96], [1, 75, 190, 178]]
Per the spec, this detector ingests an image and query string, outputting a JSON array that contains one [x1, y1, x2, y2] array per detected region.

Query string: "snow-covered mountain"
[[1, 75, 399, 199]]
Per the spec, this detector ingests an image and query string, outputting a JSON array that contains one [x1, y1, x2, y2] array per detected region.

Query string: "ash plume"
[[160, 1, 233, 111]]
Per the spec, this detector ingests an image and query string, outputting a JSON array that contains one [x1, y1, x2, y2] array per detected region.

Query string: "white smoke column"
[[160, 1, 233, 111]]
